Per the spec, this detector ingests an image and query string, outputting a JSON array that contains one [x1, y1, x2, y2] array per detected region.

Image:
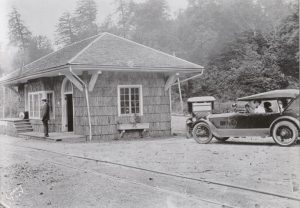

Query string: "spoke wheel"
[[192, 123, 213, 144], [272, 121, 298, 146], [215, 137, 230, 142]]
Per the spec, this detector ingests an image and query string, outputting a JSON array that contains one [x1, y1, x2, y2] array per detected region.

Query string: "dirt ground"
[[0, 134, 300, 208]]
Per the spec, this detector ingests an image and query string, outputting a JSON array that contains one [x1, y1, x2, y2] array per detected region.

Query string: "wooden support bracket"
[[61, 72, 84, 92], [88, 71, 101, 92], [164, 73, 178, 91], [7, 86, 20, 96]]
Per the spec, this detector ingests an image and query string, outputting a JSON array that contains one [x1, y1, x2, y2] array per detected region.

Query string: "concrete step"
[[13, 120, 33, 134], [15, 125, 33, 129], [14, 120, 30, 125], [13, 119, 30, 123], [17, 128, 33, 134]]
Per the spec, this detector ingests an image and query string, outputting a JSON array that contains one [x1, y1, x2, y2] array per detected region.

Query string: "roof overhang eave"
[[0, 65, 69, 86], [69, 63, 204, 73]]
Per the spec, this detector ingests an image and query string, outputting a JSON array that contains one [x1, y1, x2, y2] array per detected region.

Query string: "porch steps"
[[18, 132, 87, 143], [13, 119, 33, 133]]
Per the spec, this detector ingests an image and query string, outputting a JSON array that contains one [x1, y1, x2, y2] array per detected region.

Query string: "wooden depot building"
[[0, 33, 203, 141]]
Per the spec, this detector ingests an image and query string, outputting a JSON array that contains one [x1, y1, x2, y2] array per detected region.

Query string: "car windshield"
[[285, 96, 300, 112]]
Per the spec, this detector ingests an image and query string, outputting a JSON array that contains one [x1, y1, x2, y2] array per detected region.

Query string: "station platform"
[[18, 131, 87, 142]]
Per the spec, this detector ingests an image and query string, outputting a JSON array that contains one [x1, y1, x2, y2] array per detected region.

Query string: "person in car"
[[263, 102, 273, 113], [253, 100, 265, 113], [245, 103, 254, 113], [278, 99, 288, 112]]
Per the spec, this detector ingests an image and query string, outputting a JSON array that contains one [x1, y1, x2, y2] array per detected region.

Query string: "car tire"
[[215, 137, 229, 142], [272, 121, 298, 146], [192, 122, 213, 144]]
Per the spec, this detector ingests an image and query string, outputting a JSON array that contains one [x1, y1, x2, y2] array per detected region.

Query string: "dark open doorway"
[[66, 94, 73, 132]]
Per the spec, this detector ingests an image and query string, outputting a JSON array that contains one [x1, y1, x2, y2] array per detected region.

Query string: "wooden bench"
[[117, 123, 150, 139]]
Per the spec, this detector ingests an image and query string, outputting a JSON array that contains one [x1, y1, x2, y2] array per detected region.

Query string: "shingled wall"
[[17, 71, 171, 140], [20, 77, 64, 133], [73, 71, 171, 141]]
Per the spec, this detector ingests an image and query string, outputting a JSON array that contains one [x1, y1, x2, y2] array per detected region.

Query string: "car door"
[[235, 112, 280, 129]]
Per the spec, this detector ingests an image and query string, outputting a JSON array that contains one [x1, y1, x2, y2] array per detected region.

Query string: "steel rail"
[[2, 142, 300, 202], [3, 148, 236, 208]]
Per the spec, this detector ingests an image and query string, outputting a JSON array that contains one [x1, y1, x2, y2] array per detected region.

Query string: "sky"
[[0, 0, 188, 71], [0, 0, 188, 45]]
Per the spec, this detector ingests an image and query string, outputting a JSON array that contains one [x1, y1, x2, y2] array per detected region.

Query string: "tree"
[[27, 35, 53, 62], [128, 0, 178, 53], [73, 0, 98, 40], [192, 30, 289, 100], [8, 7, 32, 68], [275, 5, 299, 78], [8, 7, 54, 68], [55, 12, 77, 47], [55, 0, 98, 46], [8, 7, 32, 49], [114, 0, 134, 38]]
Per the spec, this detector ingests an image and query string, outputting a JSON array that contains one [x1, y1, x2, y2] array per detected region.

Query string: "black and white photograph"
[[0, 0, 299, 207]]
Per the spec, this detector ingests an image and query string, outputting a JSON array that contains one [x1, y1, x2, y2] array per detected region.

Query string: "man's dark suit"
[[41, 101, 50, 137]]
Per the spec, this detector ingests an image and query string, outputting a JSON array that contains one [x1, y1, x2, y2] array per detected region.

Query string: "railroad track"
[[2, 146, 235, 208], [2, 142, 300, 207]]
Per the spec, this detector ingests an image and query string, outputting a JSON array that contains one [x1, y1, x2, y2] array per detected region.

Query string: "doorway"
[[61, 78, 74, 132], [65, 94, 73, 131]]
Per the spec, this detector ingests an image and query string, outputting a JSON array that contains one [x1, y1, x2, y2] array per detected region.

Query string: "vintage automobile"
[[191, 89, 300, 146], [186, 96, 216, 138]]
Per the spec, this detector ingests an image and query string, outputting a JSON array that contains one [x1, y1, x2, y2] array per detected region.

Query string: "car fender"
[[192, 119, 222, 138], [270, 116, 300, 134]]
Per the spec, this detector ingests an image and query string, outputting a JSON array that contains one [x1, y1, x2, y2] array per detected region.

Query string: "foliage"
[[174, 0, 298, 100], [114, 0, 135, 38], [27, 35, 53, 63], [8, 8, 53, 69], [55, 0, 98, 47], [73, 0, 98, 40], [192, 30, 290, 100], [8, 7, 32, 49], [55, 12, 77, 46], [275, 5, 299, 78]]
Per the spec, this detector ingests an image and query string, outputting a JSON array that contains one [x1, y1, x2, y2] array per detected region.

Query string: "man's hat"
[[41, 97, 47, 101]]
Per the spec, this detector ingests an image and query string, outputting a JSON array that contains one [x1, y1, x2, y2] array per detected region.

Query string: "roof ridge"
[[104, 32, 204, 69], [22, 34, 102, 72], [68, 33, 106, 64]]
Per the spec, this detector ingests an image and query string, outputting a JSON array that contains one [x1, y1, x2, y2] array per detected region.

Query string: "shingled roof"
[[0, 32, 203, 84]]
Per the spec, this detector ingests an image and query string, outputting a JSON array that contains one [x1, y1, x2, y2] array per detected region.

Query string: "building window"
[[118, 85, 143, 116], [28, 91, 55, 119]]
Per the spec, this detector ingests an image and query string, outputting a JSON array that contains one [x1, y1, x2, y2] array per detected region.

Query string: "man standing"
[[41, 98, 50, 137]]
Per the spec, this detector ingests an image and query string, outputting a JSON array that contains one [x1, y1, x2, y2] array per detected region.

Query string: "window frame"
[[28, 91, 55, 119], [117, 85, 143, 117]]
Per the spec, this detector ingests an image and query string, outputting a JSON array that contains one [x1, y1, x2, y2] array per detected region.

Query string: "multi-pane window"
[[118, 85, 143, 116], [28, 91, 55, 119]]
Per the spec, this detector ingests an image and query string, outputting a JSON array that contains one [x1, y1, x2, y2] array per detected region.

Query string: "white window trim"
[[28, 91, 55, 120], [117, 85, 143, 117]]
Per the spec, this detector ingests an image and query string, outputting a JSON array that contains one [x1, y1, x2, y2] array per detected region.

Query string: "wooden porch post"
[[2, 86, 5, 118], [177, 77, 184, 114]]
